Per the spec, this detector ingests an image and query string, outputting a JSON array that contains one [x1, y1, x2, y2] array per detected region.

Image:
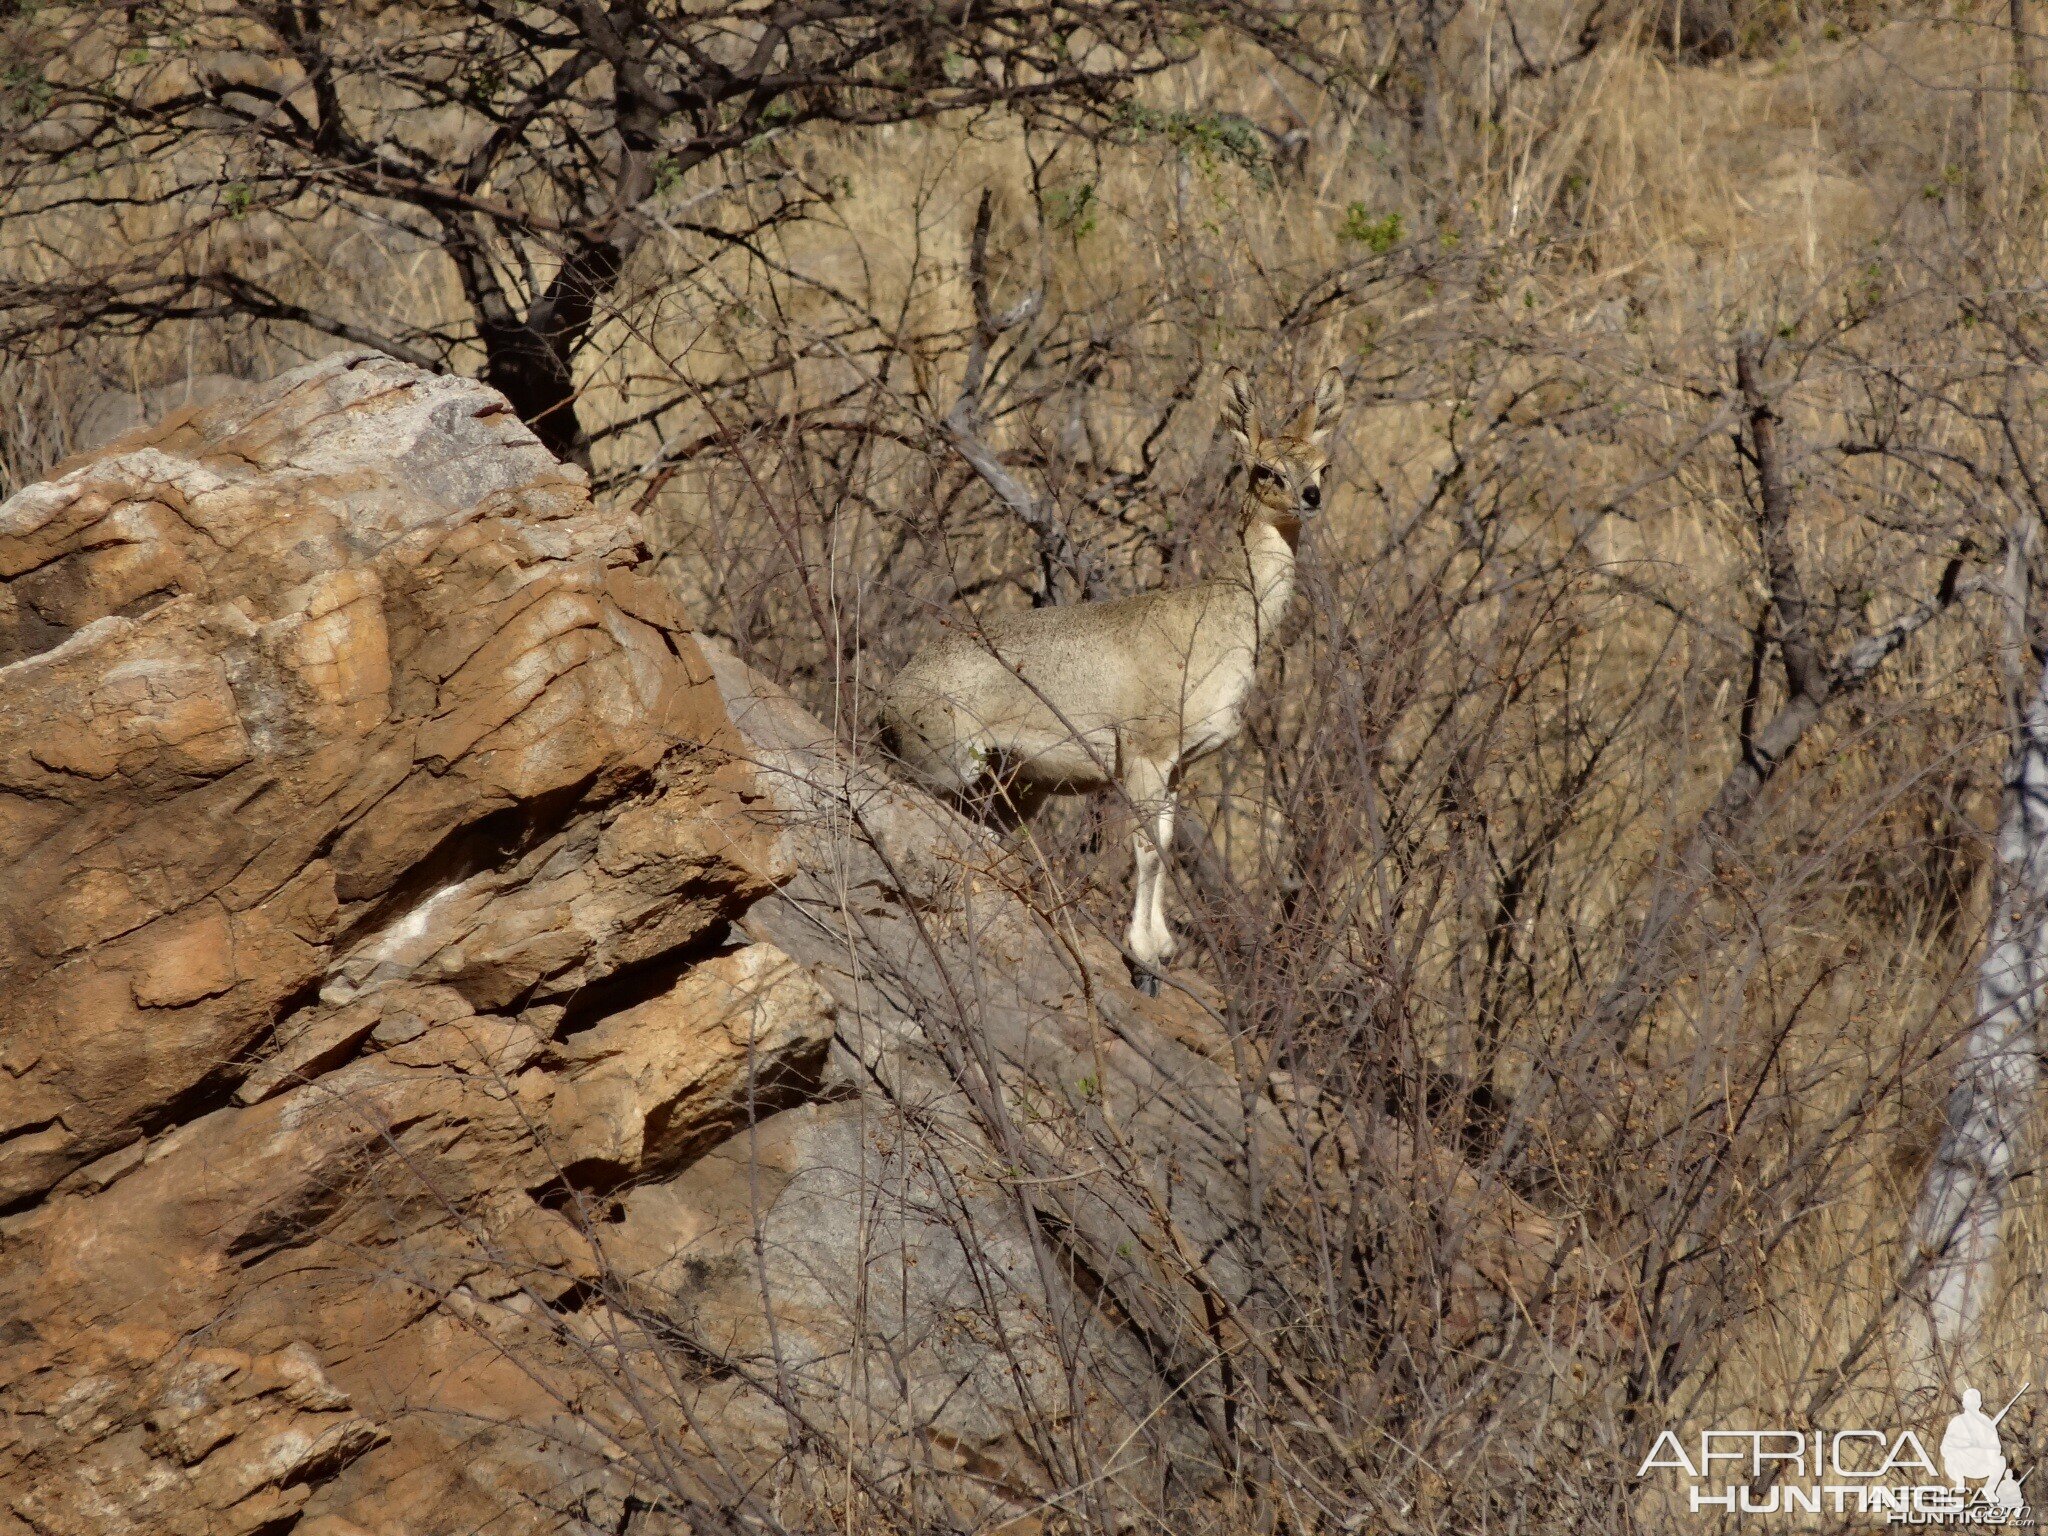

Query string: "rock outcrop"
[[0, 354, 1306, 1534]]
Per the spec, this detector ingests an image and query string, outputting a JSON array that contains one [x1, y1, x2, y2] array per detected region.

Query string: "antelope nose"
[[1302, 483, 1322, 510]]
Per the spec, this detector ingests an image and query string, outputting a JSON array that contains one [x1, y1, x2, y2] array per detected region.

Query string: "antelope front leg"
[[1146, 792, 1178, 966], [1124, 758, 1175, 996]]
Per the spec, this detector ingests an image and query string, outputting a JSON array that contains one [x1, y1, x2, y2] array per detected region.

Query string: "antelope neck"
[[1239, 511, 1299, 645]]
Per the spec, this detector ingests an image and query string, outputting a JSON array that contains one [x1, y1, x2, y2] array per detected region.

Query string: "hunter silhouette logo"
[[1638, 1384, 2034, 1524], [1943, 1389, 2028, 1514]]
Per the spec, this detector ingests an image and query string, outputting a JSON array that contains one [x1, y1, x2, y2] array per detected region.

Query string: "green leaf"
[[1338, 204, 1403, 253]]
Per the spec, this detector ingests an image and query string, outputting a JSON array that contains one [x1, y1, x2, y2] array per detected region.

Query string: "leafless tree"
[[0, 0, 1316, 466]]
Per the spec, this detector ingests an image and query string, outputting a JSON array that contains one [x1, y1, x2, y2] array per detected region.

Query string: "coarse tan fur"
[[878, 366, 1343, 992]]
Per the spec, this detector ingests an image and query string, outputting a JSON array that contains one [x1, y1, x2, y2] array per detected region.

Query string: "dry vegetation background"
[[9, 0, 2048, 1529]]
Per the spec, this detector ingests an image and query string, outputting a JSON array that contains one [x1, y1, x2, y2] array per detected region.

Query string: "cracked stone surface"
[[0, 351, 779, 1209]]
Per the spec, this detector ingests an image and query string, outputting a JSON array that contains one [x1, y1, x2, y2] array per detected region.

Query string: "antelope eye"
[[1250, 464, 1282, 485]]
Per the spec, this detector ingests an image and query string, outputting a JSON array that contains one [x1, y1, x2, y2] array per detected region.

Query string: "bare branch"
[[943, 187, 1101, 604]]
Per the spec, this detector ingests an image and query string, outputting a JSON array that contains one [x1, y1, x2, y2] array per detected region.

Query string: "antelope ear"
[[1222, 367, 1260, 451], [1293, 366, 1345, 444], [1312, 366, 1345, 436]]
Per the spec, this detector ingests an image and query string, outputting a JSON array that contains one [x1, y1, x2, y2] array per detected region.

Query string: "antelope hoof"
[[1129, 959, 1162, 997]]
